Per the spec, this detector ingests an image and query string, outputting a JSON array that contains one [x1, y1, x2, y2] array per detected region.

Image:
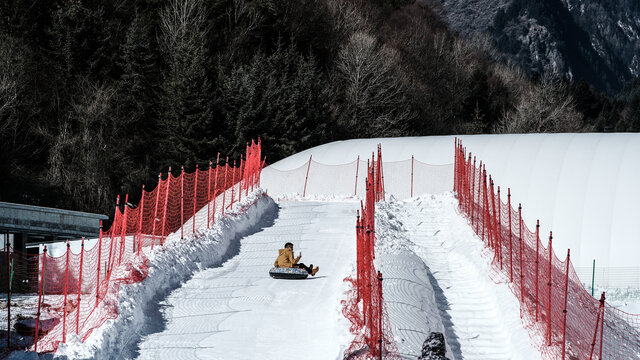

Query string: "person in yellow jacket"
[[274, 242, 319, 276]]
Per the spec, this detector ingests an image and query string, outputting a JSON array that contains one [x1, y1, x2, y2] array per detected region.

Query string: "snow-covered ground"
[[6, 193, 543, 359], [58, 195, 542, 359], [5, 134, 639, 359], [376, 195, 540, 359], [6, 191, 278, 359], [134, 201, 355, 359]]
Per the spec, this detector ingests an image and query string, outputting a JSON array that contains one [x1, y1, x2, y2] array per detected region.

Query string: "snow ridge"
[[47, 191, 277, 360], [374, 197, 455, 359], [398, 194, 539, 359]]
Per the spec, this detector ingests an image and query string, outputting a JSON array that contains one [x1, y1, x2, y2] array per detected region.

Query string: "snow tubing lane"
[[269, 267, 309, 279]]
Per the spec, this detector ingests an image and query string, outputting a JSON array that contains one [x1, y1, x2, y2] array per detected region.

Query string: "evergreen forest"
[[1, 0, 639, 217]]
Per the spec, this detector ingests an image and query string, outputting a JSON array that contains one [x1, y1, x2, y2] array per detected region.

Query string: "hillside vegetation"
[[0, 0, 638, 216]]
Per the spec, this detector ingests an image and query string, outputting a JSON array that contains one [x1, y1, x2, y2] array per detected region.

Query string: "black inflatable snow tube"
[[269, 267, 309, 279]]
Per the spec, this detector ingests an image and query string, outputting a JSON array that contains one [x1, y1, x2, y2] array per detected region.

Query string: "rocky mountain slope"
[[440, 0, 640, 94]]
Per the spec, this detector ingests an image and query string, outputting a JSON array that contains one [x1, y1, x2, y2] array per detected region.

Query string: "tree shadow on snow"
[[425, 269, 463, 360]]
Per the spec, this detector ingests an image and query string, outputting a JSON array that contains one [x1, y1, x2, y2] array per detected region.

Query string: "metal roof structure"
[[0, 201, 108, 243]]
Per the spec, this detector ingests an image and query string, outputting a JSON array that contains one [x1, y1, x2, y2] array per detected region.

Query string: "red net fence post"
[[160, 168, 171, 246], [377, 271, 383, 358], [453, 139, 640, 360], [214, 155, 221, 221], [356, 209, 361, 301], [561, 249, 570, 359], [231, 160, 237, 207], [303, 155, 312, 197], [150, 174, 160, 249], [75, 238, 84, 335], [354, 155, 360, 196], [222, 157, 228, 215], [137, 185, 145, 254], [181, 166, 184, 240], [453, 138, 457, 194], [6, 231, 11, 348], [508, 188, 513, 282], [535, 220, 540, 322], [34, 246, 46, 352], [63, 242, 69, 343], [547, 232, 553, 347], [481, 170, 486, 243], [239, 158, 244, 203], [207, 162, 213, 227], [477, 162, 482, 234], [193, 165, 198, 235], [470, 156, 475, 228], [466, 153, 471, 214], [497, 186, 502, 270], [342, 145, 399, 359], [492, 179, 497, 251], [411, 155, 414, 198], [519, 204, 524, 305]]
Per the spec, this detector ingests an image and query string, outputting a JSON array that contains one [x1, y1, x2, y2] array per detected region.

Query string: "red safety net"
[[342, 145, 399, 359], [5, 139, 263, 353], [454, 138, 640, 360]]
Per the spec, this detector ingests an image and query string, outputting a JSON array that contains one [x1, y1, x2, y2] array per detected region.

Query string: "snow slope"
[[7, 134, 638, 359], [134, 201, 356, 360], [17, 192, 278, 360], [63, 196, 539, 360], [381, 193, 540, 360]]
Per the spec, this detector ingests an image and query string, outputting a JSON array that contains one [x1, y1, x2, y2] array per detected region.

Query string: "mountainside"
[[1, 0, 636, 218], [440, 0, 640, 95], [561, 0, 640, 78]]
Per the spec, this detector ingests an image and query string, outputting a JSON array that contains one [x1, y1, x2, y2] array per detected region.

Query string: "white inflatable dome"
[[261, 133, 640, 284]]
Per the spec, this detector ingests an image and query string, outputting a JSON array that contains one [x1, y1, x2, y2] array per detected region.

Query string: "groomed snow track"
[[134, 201, 357, 360], [127, 196, 539, 360], [399, 195, 539, 359]]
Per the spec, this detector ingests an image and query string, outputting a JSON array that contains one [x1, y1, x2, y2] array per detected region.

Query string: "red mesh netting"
[[342, 145, 400, 359], [5, 140, 263, 353], [454, 138, 640, 360]]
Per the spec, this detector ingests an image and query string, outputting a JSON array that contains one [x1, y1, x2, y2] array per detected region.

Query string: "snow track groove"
[[135, 201, 356, 360], [401, 195, 538, 360]]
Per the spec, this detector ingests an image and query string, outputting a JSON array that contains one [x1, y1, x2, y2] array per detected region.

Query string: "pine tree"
[[118, 11, 161, 182], [159, 0, 217, 169], [218, 41, 332, 160]]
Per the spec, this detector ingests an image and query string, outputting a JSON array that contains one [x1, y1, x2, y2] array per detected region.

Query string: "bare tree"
[[491, 61, 529, 100], [324, 0, 370, 37], [0, 38, 21, 142], [336, 32, 415, 136], [42, 80, 122, 211], [159, 0, 208, 59], [220, 0, 262, 64], [0, 70, 17, 120], [496, 77, 583, 133]]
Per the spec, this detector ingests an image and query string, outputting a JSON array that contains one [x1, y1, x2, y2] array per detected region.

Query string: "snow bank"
[[6, 190, 277, 360]]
